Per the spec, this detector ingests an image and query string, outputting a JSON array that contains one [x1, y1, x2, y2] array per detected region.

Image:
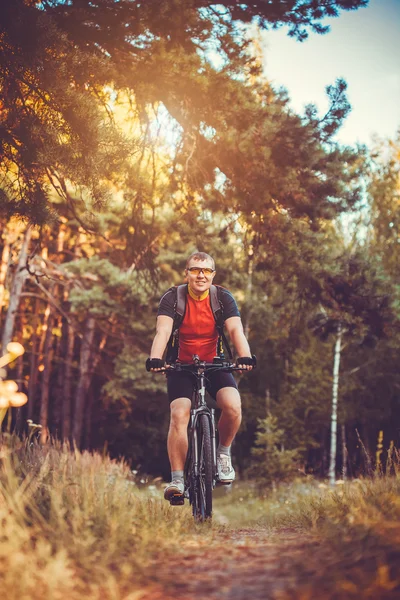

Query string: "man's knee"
[[170, 398, 191, 428], [225, 401, 242, 421], [216, 388, 242, 420]]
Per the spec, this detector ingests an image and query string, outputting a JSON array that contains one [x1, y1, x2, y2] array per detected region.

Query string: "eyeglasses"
[[187, 267, 215, 276]]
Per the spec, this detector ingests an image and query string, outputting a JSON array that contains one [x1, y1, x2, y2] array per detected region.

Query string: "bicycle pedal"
[[170, 494, 185, 506]]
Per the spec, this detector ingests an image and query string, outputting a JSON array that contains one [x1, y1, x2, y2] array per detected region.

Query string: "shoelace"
[[218, 454, 232, 474]]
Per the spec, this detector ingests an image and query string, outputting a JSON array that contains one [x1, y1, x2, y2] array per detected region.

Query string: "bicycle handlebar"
[[151, 360, 249, 375], [169, 361, 238, 372], [146, 354, 256, 373]]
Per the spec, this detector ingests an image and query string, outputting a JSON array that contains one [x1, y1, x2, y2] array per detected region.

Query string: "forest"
[[1, 0, 399, 485]]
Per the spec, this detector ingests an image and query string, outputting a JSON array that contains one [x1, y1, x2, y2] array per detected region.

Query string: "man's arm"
[[150, 315, 174, 359], [224, 316, 253, 369]]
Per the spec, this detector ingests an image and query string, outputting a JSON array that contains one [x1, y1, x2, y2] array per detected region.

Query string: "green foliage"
[[0, 0, 129, 222], [367, 134, 400, 280], [66, 257, 147, 316], [248, 414, 300, 486], [277, 332, 333, 453], [1, 0, 367, 223]]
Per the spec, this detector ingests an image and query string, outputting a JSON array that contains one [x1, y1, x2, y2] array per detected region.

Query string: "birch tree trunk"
[[1, 227, 32, 352], [328, 324, 342, 486], [72, 316, 96, 448]]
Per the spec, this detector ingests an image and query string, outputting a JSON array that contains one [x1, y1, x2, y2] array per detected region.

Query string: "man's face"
[[185, 259, 216, 295]]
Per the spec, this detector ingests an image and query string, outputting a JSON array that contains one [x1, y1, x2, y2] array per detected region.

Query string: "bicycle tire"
[[193, 414, 213, 521]]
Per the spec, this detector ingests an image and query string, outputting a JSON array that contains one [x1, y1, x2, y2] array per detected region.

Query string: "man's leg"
[[167, 396, 191, 471], [216, 387, 242, 483], [164, 396, 191, 500], [216, 386, 242, 446]]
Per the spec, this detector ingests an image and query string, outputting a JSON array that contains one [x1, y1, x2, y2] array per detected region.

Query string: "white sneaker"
[[164, 480, 184, 501], [217, 454, 235, 484]]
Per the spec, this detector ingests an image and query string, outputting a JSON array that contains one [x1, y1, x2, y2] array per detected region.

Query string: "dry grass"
[[1, 438, 400, 599], [0, 438, 203, 600], [213, 473, 400, 598]]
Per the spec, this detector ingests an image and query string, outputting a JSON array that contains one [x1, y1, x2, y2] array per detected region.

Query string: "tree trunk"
[[0, 231, 11, 321], [14, 342, 25, 434], [83, 331, 107, 449], [1, 226, 32, 352], [243, 248, 254, 339], [341, 423, 347, 481], [37, 237, 54, 443], [329, 324, 342, 486], [62, 321, 75, 443], [52, 315, 64, 437], [50, 225, 68, 439], [40, 312, 55, 444], [27, 332, 39, 422], [72, 317, 96, 448], [84, 386, 95, 450], [28, 300, 51, 421]]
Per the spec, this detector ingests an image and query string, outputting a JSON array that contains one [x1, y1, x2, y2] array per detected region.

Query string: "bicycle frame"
[[187, 365, 218, 492]]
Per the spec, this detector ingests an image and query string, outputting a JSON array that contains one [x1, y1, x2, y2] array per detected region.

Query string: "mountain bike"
[[157, 355, 244, 522]]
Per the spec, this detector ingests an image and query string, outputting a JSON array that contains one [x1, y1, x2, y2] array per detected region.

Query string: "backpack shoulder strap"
[[174, 284, 187, 328], [166, 284, 187, 362], [209, 285, 224, 327], [210, 285, 233, 359]]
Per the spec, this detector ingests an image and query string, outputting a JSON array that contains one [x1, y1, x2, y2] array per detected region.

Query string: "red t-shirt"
[[157, 285, 240, 362], [178, 294, 218, 362]]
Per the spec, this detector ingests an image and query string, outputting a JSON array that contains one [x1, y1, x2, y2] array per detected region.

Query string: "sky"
[[261, 0, 400, 147]]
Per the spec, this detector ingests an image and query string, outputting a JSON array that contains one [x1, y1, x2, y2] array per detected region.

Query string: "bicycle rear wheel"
[[192, 414, 213, 521]]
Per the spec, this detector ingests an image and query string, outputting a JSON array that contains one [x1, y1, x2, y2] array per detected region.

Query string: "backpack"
[[166, 284, 233, 362]]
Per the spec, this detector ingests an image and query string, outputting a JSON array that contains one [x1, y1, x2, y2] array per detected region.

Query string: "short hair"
[[186, 252, 215, 270]]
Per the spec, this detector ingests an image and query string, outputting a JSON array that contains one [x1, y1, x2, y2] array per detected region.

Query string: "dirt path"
[[140, 527, 322, 600]]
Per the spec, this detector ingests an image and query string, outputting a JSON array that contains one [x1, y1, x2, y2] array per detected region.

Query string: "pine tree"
[[249, 414, 300, 487], [1, 0, 368, 222]]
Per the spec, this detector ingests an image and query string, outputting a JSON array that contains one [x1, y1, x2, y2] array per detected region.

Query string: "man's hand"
[[146, 358, 165, 372], [236, 355, 257, 371]]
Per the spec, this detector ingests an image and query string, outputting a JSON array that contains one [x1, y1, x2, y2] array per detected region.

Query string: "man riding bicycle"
[[147, 252, 254, 502]]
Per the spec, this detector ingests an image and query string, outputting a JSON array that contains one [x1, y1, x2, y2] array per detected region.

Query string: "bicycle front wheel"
[[193, 414, 213, 521]]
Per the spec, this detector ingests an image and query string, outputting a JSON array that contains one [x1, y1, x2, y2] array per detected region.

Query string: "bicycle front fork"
[[210, 408, 217, 484]]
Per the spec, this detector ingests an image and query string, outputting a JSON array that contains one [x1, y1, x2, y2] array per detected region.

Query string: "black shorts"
[[166, 370, 238, 404]]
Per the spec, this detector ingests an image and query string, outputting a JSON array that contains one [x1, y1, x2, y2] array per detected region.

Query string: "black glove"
[[146, 358, 165, 371], [236, 355, 257, 368]]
